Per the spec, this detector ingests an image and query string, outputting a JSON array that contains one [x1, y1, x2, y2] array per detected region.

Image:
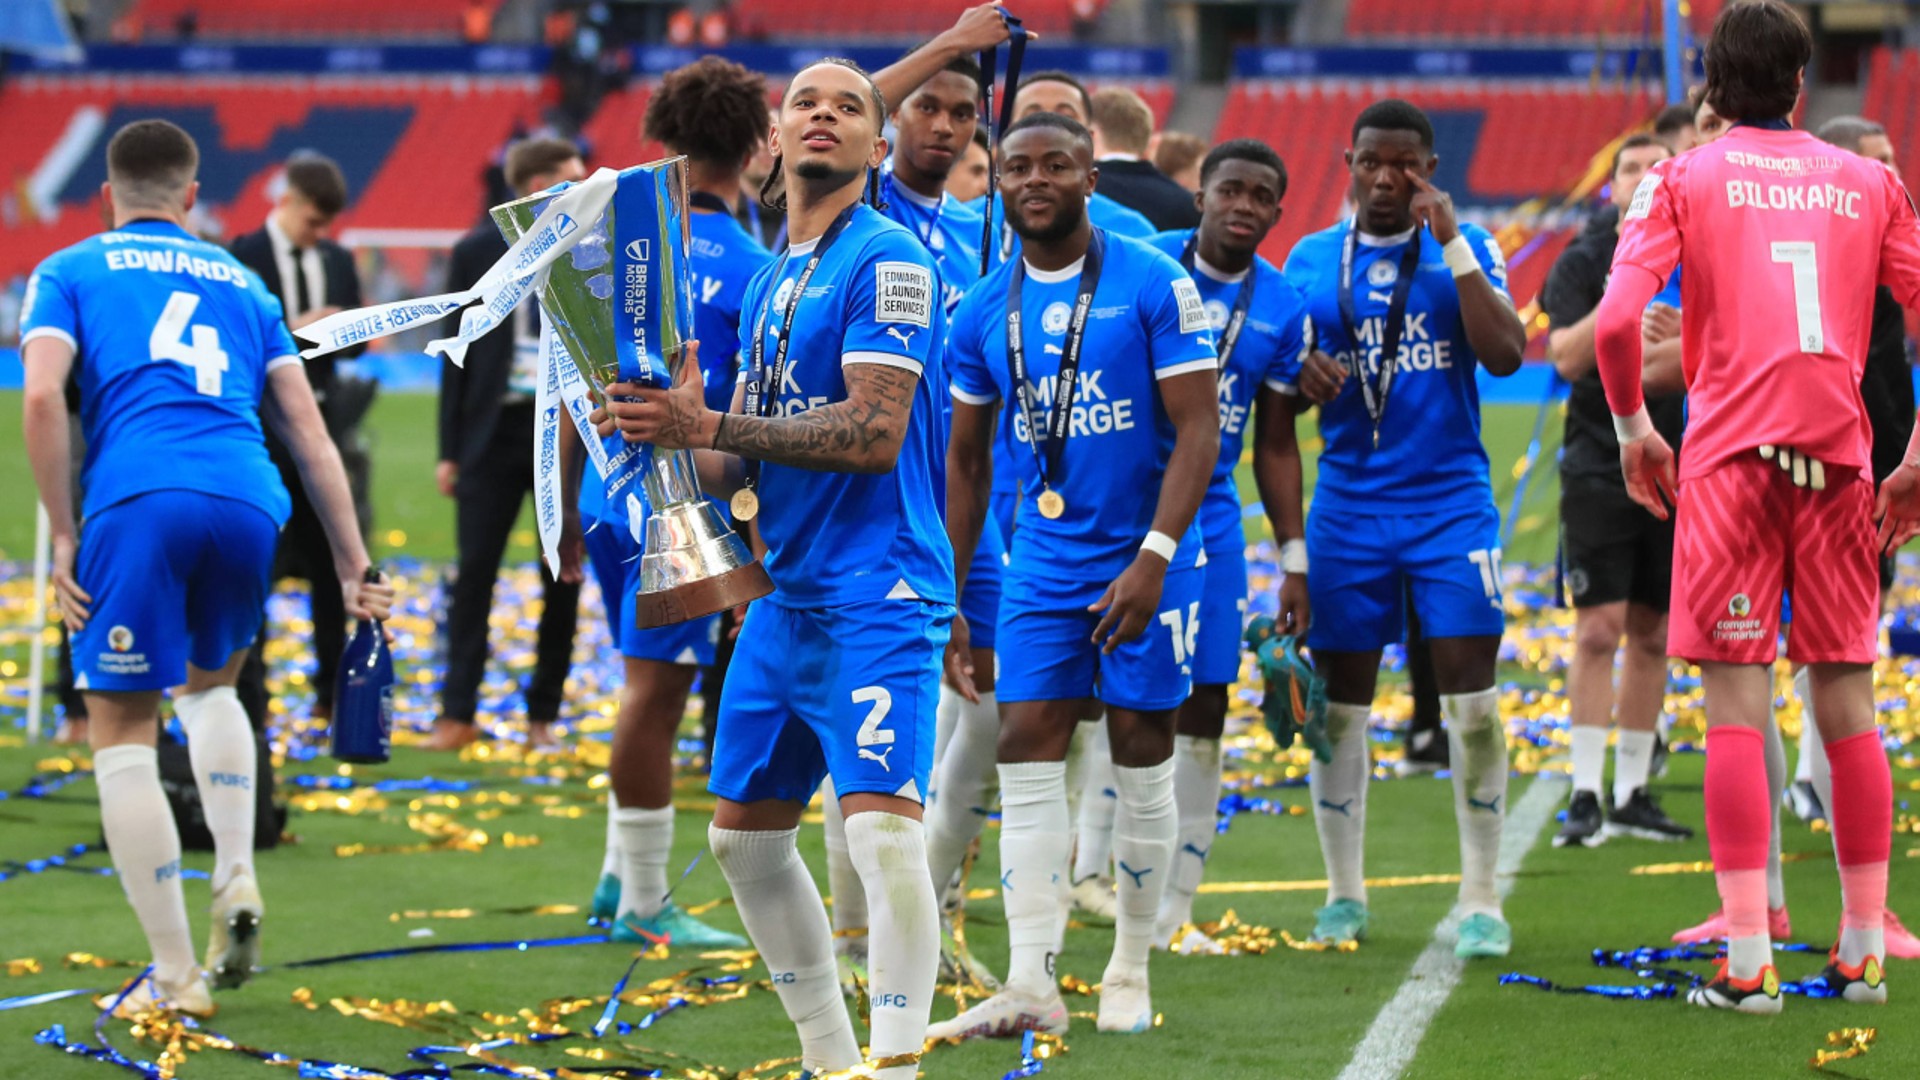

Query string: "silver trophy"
[[492, 157, 772, 627]]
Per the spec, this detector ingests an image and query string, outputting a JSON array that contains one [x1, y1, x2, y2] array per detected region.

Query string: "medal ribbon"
[[739, 203, 860, 502], [1335, 224, 1422, 446], [533, 320, 565, 580], [1178, 230, 1256, 370], [979, 7, 1028, 278], [1006, 230, 1105, 503]]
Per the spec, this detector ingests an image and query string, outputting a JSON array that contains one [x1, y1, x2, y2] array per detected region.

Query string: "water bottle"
[[332, 567, 394, 764]]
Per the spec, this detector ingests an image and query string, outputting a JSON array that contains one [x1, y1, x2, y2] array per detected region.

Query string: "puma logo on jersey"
[[1319, 798, 1355, 817], [1181, 842, 1211, 863], [858, 745, 895, 771], [1468, 795, 1503, 814], [884, 326, 917, 350], [1117, 861, 1153, 889]]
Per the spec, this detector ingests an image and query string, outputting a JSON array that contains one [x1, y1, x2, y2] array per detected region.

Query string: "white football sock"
[[846, 813, 938, 1080], [933, 684, 962, 770], [1792, 666, 1816, 785], [1444, 689, 1508, 919], [1569, 723, 1607, 798], [1156, 735, 1221, 938], [709, 825, 859, 1072], [1073, 719, 1117, 883], [601, 789, 620, 879], [175, 686, 256, 892], [1839, 927, 1885, 969], [613, 804, 672, 922], [1310, 703, 1372, 906], [1612, 729, 1656, 807], [925, 692, 999, 892], [820, 778, 868, 938], [1727, 932, 1772, 982], [1109, 758, 1176, 978], [1762, 716, 1787, 909], [998, 761, 1070, 996], [1804, 721, 1833, 822], [95, 744, 198, 988]]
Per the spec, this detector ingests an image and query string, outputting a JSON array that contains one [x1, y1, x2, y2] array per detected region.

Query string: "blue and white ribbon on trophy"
[[294, 168, 620, 365]]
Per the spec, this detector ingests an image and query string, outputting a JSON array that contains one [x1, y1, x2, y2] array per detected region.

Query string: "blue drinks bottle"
[[332, 567, 394, 764]]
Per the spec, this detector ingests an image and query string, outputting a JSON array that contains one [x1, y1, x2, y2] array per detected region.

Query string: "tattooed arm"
[[597, 355, 922, 476]]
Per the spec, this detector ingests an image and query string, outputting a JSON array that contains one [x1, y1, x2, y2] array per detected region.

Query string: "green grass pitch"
[[2, 390, 1917, 1077]]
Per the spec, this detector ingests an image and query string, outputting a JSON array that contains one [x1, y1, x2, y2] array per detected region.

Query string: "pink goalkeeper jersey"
[[1611, 124, 1920, 480]]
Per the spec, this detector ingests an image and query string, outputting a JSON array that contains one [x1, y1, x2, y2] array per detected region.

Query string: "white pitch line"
[[1334, 775, 1563, 1080]]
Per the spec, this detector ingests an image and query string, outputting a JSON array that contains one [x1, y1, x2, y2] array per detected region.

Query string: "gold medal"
[[1036, 488, 1066, 520], [730, 488, 760, 522]]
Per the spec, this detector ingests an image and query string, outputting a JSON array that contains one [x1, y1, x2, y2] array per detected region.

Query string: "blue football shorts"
[[1306, 502, 1507, 653], [1193, 504, 1250, 687], [996, 564, 1204, 713], [583, 513, 722, 667], [709, 598, 953, 805], [960, 507, 1007, 652], [73, 489, 279, 692]]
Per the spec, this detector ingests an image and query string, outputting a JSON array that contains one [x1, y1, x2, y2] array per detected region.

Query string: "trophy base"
[[633, 561, 775, 629]]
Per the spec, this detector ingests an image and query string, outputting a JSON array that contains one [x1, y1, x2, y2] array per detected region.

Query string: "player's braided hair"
[[759, 58, 889, 214], [644, 56, 769, 169]]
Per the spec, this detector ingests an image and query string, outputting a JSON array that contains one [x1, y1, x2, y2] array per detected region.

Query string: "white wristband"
[[1140, 530, 1179, 563], [1280, 538, 1308, 575], [1612, 404, 1656, 445], [1443, 235, 1480, 279]]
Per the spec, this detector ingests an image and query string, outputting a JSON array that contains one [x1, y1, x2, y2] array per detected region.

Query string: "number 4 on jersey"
[[150, 291, 229, 396]]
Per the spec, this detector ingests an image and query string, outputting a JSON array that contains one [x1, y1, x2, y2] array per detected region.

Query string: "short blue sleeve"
[[1463, 224, 1512, 300], [20, 257, 79, 352], [841, 231, 938, 373], [1146, 256, 1219, 379], [1649, 265, 1683, 311], [1266, 282, 1309, 392], [947, 286, 997, 404]]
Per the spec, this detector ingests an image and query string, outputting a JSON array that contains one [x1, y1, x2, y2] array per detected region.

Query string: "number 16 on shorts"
[[1468, 547, 1505, 609]]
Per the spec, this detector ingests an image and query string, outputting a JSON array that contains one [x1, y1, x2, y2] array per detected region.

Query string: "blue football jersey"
[[22, 220, 296, 524], [736, 203, 956, 608], [583, 207, 771, 527], [966, 192, 1157, 274], [880, 166, 982, 314], [949, 229, 1216, 582], [1282, 221, 1510, 515], [1147, 229, 1309, 551], [1651, 265, 1683, 310]]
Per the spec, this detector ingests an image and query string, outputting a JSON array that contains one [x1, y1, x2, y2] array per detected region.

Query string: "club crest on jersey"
[[1173, 278, 1208, 334], [1728, 593, 1752, 618], [108, 626, 134, 652], [1041, 301, 1073, 335], [874, 261, 932, 328], [1204, 298, 1230, 332], [1367, 259, 1399, 288], [772, 277, 795, 314], [1565, 569, 1589, 598]]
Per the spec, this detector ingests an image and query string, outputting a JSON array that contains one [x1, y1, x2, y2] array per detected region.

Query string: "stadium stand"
[[1345, 0, 1723, 41], [730, 0, 1106, 40], [580, 77, 1171, 173], [1216, 80, 1663, 274], [1865, 47, 1920, 179], [134, 0, 478, 40], [0, 76, 545, 279]]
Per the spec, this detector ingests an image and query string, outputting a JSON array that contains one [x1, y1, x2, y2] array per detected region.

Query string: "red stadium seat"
[[1346, 0, 1722, 42], [0, 76, 547, 279], [730, 0, 1107, 40], [1865, 47, 1920, 182], [137, 0, 478, 40]]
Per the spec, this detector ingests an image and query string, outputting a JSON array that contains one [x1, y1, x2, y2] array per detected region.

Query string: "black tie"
[[288, 248, 311, 320]]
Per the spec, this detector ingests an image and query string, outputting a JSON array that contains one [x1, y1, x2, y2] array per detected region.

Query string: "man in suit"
[[1088, 87, 1199, 231], [428, 137, 587, 751], [229, 153, 365, 724]]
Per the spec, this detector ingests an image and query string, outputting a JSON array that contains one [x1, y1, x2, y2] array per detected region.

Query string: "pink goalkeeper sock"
[[1705, 726, 1772, 939], [1825, 729, 1892, 932]]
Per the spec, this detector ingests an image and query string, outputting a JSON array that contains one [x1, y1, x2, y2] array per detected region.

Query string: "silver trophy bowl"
[[491, 157, 772, 627]]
